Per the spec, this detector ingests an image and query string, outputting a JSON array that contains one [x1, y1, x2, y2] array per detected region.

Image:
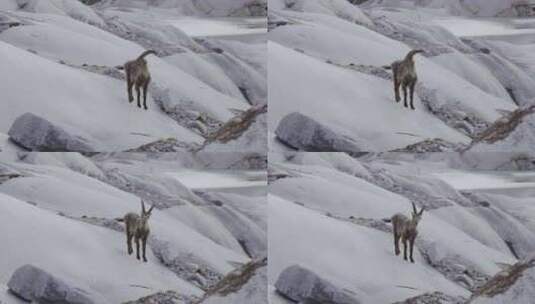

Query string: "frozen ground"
[[166, 17, 267, 38], [0, 0, 267, 152], [0, 152, 267, 303], [269, 152, 535, 303], [432, 17, 535, 38], [434, 170, 535, 191], [167, 170, 266, 190]]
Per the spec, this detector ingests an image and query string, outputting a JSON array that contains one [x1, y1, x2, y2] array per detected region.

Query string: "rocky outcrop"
[[275, 265, 362, 304], [467, 105, 535, 151], [204, 104, 267, 145], [8, 264, 95, 304], [275, 112, 366, 152], [392, 138, 465, 153], [122, 290, 197, 304], [229, 0, 267, 17], [469, 255, 535, 303], [8, 113, 95, 152], [200, 258, 267, 301], [391, 292, 466, 304]]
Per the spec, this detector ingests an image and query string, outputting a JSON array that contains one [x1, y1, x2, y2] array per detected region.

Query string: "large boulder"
[[275, 112, 365, 152], [8, 113, 95, 152], [274, 265, 361, 304], [7, 264, 95, 304]]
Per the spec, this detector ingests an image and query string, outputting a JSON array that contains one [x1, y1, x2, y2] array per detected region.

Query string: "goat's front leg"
[[142, 236, 148, 262], [135, 237, 140, 260], [409, 237, 415, 263], [403, 238, 408, 261], [394, 76, 401, 103]]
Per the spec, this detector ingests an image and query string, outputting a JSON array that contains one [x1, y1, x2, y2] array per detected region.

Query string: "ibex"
[[384, 49, 425, 110], [116, 200, 154, 262], [388, 202, 424, 263], [124, 50, 157, 110]]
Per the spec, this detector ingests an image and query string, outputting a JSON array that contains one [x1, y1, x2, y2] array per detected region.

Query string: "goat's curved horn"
[[141, 200, 146, 213], [419, 206, 425, 215], [148, 205, 154, 213], [411, 202, 418, 214]]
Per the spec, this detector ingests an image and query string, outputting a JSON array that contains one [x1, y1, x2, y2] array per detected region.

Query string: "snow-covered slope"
[[363, 0, 517, 17], [269, 152, 534, 303], [0, 152, 267, 303], [95, 0, 267, 17]]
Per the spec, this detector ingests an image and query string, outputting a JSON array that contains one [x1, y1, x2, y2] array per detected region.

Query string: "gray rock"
[[7, 264, 95, 304], [8, 113, 95, 152], [275, 265, 361, 304], [275, 112, 365, 152]]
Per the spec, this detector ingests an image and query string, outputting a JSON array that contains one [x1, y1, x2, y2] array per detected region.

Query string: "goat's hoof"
[[143, 258, 148, 262], [144, 106, 148, 110], [411, 260, 415, 263]]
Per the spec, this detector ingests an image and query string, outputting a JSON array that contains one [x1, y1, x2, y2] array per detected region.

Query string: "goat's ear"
[[411, 202, 418, 214], [141, 200, 146, 213]]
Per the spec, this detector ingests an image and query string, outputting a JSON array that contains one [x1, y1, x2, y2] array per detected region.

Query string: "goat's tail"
[[137, 50, 157, 61], [115, 217, 124, 222], [382, 65, 392, 70], [382, 218, 392, 223]]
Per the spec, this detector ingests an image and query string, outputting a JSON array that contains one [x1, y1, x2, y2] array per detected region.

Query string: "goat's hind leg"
[[136, 85, 142, 109], [142, 80, 149, 110], [403, 237, 408, 261], [126, 74, 134, 103], [402, 84, 409, 108], [393, 228, 400, 256], [126, 230, 133, 255], [409, 80, 416, 110], [394, 74, 401, 103]]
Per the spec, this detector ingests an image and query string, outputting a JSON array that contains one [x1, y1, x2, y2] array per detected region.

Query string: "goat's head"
[[411, 202, 425, 225], [140, 200, 154, 222]]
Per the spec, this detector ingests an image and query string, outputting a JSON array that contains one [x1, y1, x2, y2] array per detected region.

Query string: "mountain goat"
[[116, 200, 154, 262], [384, 49, 425, 110], [389, 202, 424, 263], [124, 50, 157, 110]]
